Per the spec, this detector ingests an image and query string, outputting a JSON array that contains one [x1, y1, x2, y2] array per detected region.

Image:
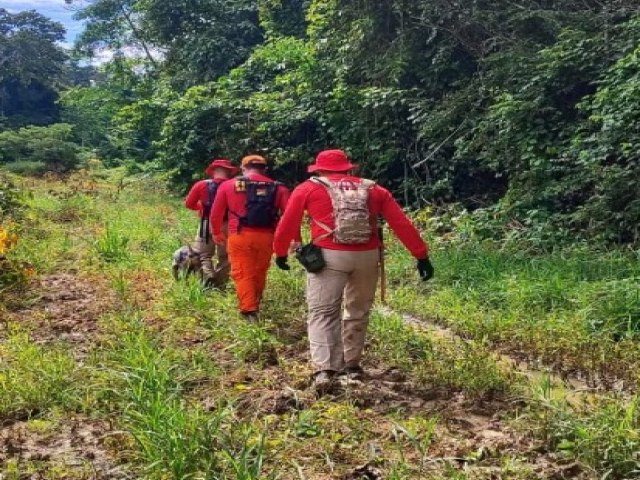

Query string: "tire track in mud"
[[378, 306, 627, 406]]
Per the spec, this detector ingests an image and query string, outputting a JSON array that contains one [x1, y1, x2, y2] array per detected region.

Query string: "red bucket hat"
[[205, 159, 240, 177], [307, 149, 357, 173]]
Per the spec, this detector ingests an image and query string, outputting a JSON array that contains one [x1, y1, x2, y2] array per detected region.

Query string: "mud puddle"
[[0, 415, 127, 479], [4, 273, 114, 358]]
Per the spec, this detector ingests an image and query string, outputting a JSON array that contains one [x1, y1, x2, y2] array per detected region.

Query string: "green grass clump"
[[103, 315, 274, 479], [387, 241, 640, 387], [534, 396, 640, 478], [94, 223, 131, 264], [0, 329, 79, 418], [369, 310, 513, 397]]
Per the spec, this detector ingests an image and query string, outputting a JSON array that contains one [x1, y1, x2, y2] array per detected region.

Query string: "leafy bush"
[[3, 161, 48, 176], [0, 123, 81, 174], [0, 172, 25, 220]]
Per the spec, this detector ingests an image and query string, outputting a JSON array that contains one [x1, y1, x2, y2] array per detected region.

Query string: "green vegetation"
[[50, 0, 639, 244], [0, 329, 79, 418], [0, 124, 81, 174], [387, 237, 640, 388], [1, 0, 640, 478], [5, 1, 636, 244], [1, 173, 638, 478]]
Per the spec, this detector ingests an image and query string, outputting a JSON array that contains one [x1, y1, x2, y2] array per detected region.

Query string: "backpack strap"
[[228, 177, 281, 231], [200, 179, 220, 243], [227, 176, 247, 221], [309, 177, 335, 241]]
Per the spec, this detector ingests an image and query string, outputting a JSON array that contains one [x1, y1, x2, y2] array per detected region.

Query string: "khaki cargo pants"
[[306, 248, 379, 372], [194, 225, 230, 287]]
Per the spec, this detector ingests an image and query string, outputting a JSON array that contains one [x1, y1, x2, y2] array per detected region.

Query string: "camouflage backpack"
[[311, 177, 376, 244]]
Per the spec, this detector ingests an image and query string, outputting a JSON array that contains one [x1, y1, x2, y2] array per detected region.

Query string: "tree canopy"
[[5, 0, 640, 244], [0, 8, 69, 127]]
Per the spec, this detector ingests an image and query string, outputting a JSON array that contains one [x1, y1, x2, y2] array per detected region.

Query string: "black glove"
[[275, 256, 290, 271], [417, 257, 434, 281]]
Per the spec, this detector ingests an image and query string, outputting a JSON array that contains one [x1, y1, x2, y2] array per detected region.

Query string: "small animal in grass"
[[172, 245, 202, 280]]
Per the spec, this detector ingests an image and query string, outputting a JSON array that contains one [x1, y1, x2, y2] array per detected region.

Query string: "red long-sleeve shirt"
[[273, 174, 429, 258], [210, 173, 291, 236], [184, 178, 226, 218]]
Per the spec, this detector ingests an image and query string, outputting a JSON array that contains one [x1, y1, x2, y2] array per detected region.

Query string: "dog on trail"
[[172, 245, 202, 280]]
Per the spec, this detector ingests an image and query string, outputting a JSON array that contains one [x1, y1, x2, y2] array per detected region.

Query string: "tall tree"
[[0, 9, 68, 127], [141, 0, 263, 86], [71, 0, 264, 87], [68, 0, 159, 67]]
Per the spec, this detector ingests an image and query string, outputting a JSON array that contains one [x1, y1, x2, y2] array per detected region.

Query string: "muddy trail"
[[1, 273, 125, 478], [2, 267, 594, 479], [3, 273, 115, 358], [1, 177, 612, 479], [381, 307, 611, 405], [394, 303, 640, 402]]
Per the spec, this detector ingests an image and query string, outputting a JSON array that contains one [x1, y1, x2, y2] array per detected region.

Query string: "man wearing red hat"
[[273, 149, 434, 389], [210, 154, 291, 322], [185, 159, 240, 288]]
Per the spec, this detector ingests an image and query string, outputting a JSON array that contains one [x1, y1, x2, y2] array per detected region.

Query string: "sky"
[[2, 0, 86, 44]]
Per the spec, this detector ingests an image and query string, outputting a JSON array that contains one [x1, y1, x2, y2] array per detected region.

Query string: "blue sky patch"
[[2, 0, 84, 44]]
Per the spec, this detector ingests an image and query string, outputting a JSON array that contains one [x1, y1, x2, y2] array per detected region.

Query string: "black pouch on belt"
[[295, 244, 325, 273]]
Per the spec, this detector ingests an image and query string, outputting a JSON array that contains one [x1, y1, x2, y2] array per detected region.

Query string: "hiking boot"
[[201, 276, 217, 290], [241, 311, 259, 323], [313, 370, 337, 392], [340, 366, 365, 382]]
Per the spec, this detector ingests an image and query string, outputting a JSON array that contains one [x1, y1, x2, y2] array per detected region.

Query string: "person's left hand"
[[417, 257, 434, 281], [275, 256, 290, 271]]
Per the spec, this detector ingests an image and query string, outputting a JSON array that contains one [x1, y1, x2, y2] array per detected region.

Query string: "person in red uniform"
[[210, 155, 290, 322], [273, 149, 433, 388], [184, 159, 239, 288]]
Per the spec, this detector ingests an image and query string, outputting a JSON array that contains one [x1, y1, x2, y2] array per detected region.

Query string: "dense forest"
[[0, 0, 638, 245], [2, 2, 640, 479]]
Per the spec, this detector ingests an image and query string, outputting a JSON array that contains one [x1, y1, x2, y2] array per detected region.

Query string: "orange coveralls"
[[210, 174, 290, 314]]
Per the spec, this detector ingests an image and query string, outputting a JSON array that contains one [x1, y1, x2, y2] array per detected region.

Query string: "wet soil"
[[4, 273, 115, 358], [1, 273, 123, 479], [0, 416, 128, 479]]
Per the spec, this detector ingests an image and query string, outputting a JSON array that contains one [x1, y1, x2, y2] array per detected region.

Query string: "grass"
[[387, 241, 640, 389], [368, 310, 514, 397], [107, 320, 230, 478], [3, 170, 640, 479], [0, 328, 80, 419]]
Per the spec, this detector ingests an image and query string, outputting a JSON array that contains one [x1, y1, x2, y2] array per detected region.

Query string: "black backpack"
[[233, 178, 281, 229], [199, 180, 220, 242]]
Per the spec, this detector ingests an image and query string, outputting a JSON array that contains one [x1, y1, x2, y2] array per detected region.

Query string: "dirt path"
[[1, 273, 124, 478], [1, 270, 596, 479], [192, 309, 595, 479], [4, 273, 115, 358]]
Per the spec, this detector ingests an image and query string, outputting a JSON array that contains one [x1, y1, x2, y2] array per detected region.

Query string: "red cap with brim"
[[205, 159, 240, 177], [308, 149, 357, 173]]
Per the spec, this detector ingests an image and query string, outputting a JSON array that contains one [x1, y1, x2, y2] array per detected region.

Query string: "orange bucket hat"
[[241, 155, 268, 167]]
